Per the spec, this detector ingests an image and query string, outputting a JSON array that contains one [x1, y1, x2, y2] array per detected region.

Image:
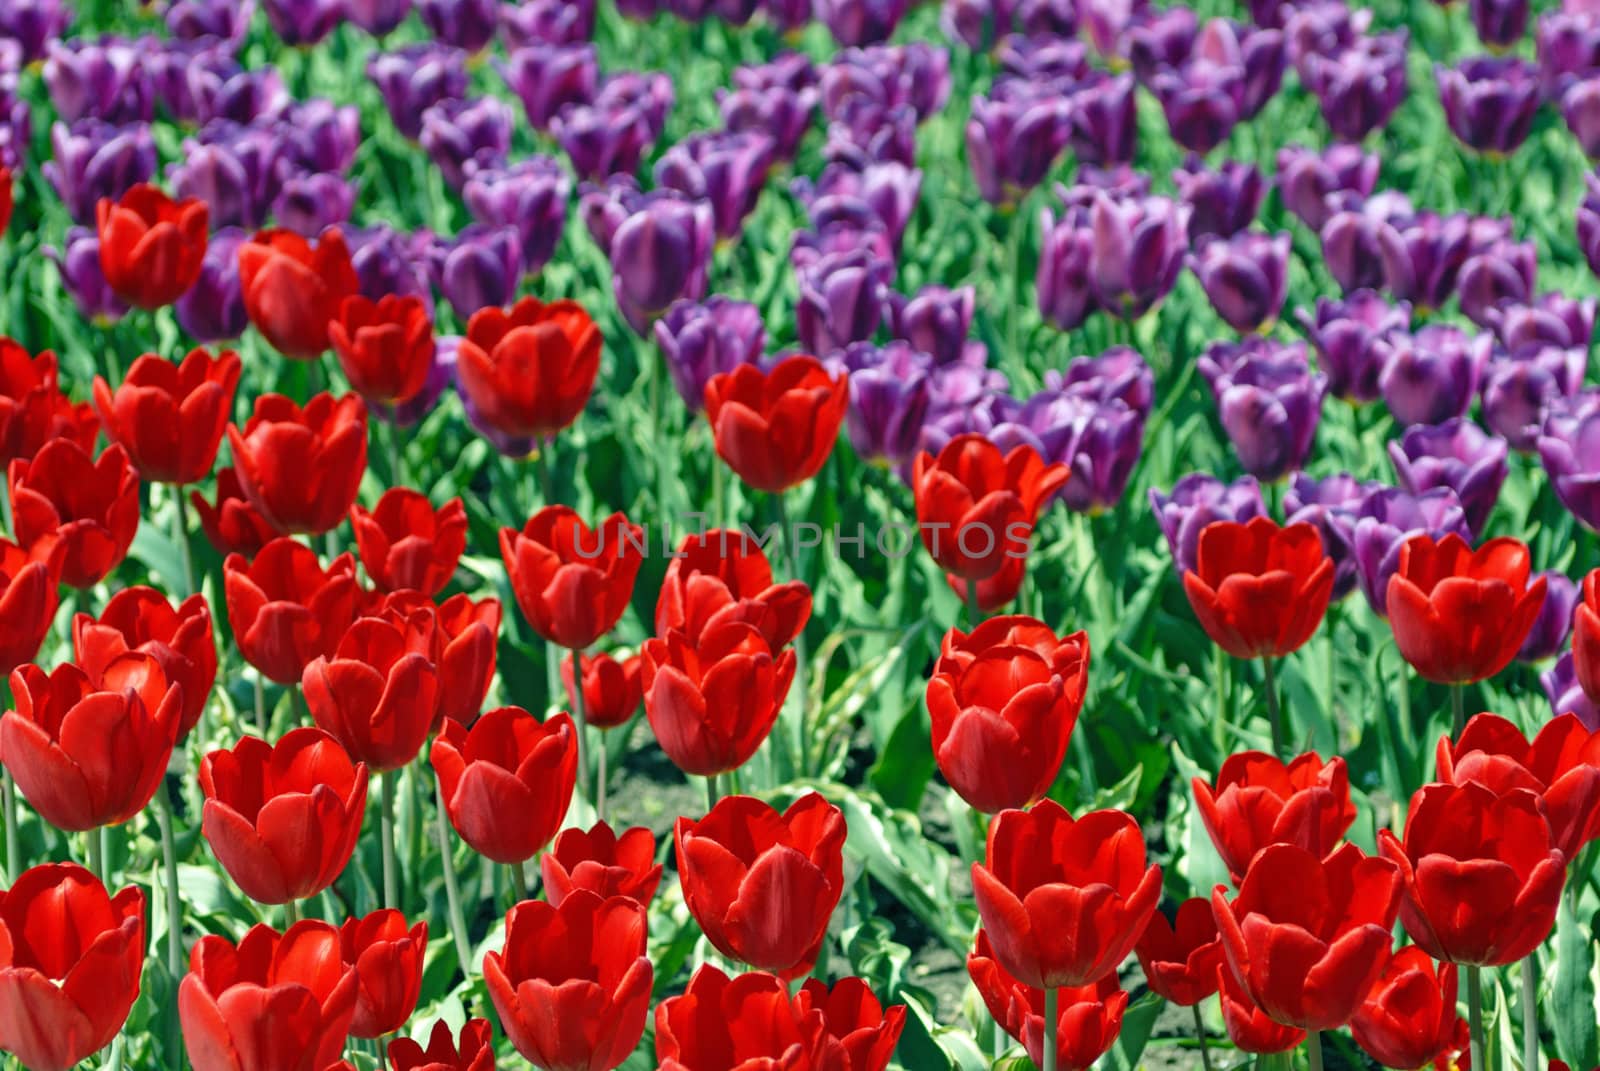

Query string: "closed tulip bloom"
[[177, 228, 250, 343], [1192, 750, 1357, 884], [561, 652, 642, 730], [829, 341, 933, 470], [179, 920, 358, 1071], [1296, 290, 1410, 403], [655, 964, 827, 1071], [338, 910, 426, 1040], [73, 587, 217, 742], [1151, 62, 1244, 156], [1352, 486, 1471, 615], [420, 96, 513, 189], [485, 891, 652, 1071], [1540, 391, 1600, 530], [0, 0, 70, 64], [498, 43, 597, 131], [193, 468, 277, 558], [1151, 473, 1266, 575], [1301, 33, 1408, 142], [1173, 159, 1265, 241], [1182, 518, 1334, 659], [389, 1019, 495, 1071], [968, 931, 1128, 1071], [818, 0, 910, 43], [500, 506, 643, 650], [238, 228, 359, 360], [1088, 193, 1190, 319], [1564, 78, 1600, 157], [1351, 947, 1468, 1071], [426, 224, 522, 321], [1217, 962, 1306, 1054], [456, 297, 602, 444], [1202, 339, 1325, 481], [795, 977, 906, 1071], [1378, 781, 1566, 964], [345, 0, 410, 35], [1319, 193, 1408, 294], [0, 540, 61, 676], [656, 130, 777, 241], [1494, 291, 1596, 352], [350, 490, 466, 597], [9, 440, 139, 589], [45, 120, 159, 227], [927, 616, 1089, 813], [223, 538, 361, 685], [368, 45, 470, 141], [654, 298, 765, 412], [419, 0, 498, 52], [0, 341, 99, 468], [432, 593, 501, 728], [227, 393, 367, 537], [303, 614, 439, 773], [541, 821, 664, 907], [1388, 419, 1508, 535], [676, 792, 846, 977], [972, 800, 1162, 988], [432, 707, 577, 864], [1481, 344, 1586, 452], [92, 348, 240, 485], [1517, 569, 1579, 662], [1192, 232, 1289, 333], [794, 247, 893, 355], [913, 434, 1069, 581], [1386, 532, 1546, 684], [1036, 205, 1097, 332], [462, 157, 571, 276], [655, 529, 812, 651], [1376, 325, 1492, 428], [95, 184, 208, 310], [705, 356, 849, 494], [1275, 144, 1379, 232], [200, 728, 368, 904], [965, 82, 1072, 207], [607, 193, 715, 335], [1135, 899, 1224, 1006], [1440, 56, 1540, 154], [328, 295, 435, 408], [1458, 240, 1537, 328]]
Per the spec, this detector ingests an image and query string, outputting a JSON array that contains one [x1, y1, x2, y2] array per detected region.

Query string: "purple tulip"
[[1538, 8, 1600, 99], [917, 365, 1013, 457], [1172, 159, 1264, 241], [0, 0, 70, 65], [1055, 396, 1146, 513], [1458, 239, 1537, 327], [965, 80, 1073, 206], [551, 101, 656, 181], [1564, 77, 1600, 156], [1301, 31, 1409, 141], [1284, 0, 1370, 71], [498, 43, 598, 130], [1199, 338, 1326, 481], [1200, 18, 1288, 119], [1018, 0, 1077, 35], [1440, 56, 1541, 154], [1388, 418, 1510, 536], [284, 100, 362, 176], [793, 161, 922, 251], [817, 0, 911, 45], [425, 224, 523, 321], [176, 227, 248, 343], [1544, 652, 1600, 728], [1540, 391, 1600, 531], [369, 45, 470, 140], [655, 297, 766, 411], [345, 224, 435, 309], [272, 172, 358, 237], [760, 0, 813, 30], [943, 0, 1021, 51], [996, 33, 1090, 81], [791, 220, 896, 272], [1079, 0, 1150, 57], [1472, 0, 1530, 49], [1377, 324, 1493, 427], [585, 187, 716, 335], [1050, 346, 1154, 414], [735, 52, 816, 93], [1516, 571, 1579, 662], [45, 226, 128, 325], [169, 120, 288, 230], [346, 0, 414, 36], [500, 0, 596, 46], [1275, 143, 1380, 232], [463, 158, 571, 276], [418, 0, 499, 52], [420, 96, 513, 189], [376, 335, 456, 428], [43, 39, 154, 126], [43, 119, 158, 225], [186, 61, 289, 126], [1480, 344, 1587, 450], [1059, 167, 1152, 206], [1124, 7, 1198, 83], [823, 100, 919, 169], [796, 247, 895, 355], [1191, 231, 1290, 333], [1150, 472, 1265, 574], [1284, 472, 1372, 600], [656, 131, 777, 241], [1352, 486, 1473, 614], [829, 341, 933, 468], [1296, 289, 1411, 403], [1150, 61, 1244, 156], [166, 0, 255, 46], [819, 43, 951, 124], [889, 285, 982, 368], [720, 83, 817, 162], [261, 0, 343, 45], [1581, 174, 1600, 278], [1376, 209, 1475, 311], [1494, 292, 1596, 350], [1036, 203, 1097, 331], [1088, 192, 1190, 320], [1320, 191, 1411, 293]]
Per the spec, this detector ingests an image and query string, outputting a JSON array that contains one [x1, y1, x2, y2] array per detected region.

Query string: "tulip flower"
[[0, 540, 61, 676], [656, 130, 777, 241], [227, 392, 367, 537], [656, 529, 812, 650], [238, 228, 359, 360], [95, 183, 208, 310], [968, 931, 1128, 1071], [541, 821, 664, 907], [1351, 947, 1468, 1071], [1540, 391, 1600, 531], [1135, 899, 1224, 1006], [0, 340, 100, 468], [425, 224, 522, 320], [965, 81, 1072, 207], [224, 538, 361, 686], [1192, 232, 1290, 333], [418, 0, 498, 52], [1217, 963, 1305, 1054], [484, 891, 653, 1071], [500, 506, 644, 651], [1388, 421, 1509, 539], [705, 356, 850, 494], [1458, 240, 1538, 329], [368, 44, 469, 140], [793, 247, 892, 355], [926, 616, 1089, 813], [45, 120, 158, 227], [92, 347, 240, 485], [653, 298, 765, 412], [655, 964, 825, 1070], [1493, 292, 1595, 353], [498, 43, 598, 130], [1481, 345, 1586, 453], [1296, 290, 1410, 404], [562, 651, 642, 731], [1198, 339, 1326, 481], [178, 920, 358, 1071], [350, 490, 467, 597], [431, 593, 501, 728], [1352, 487, 1472, 616], [328, 295, 435, 409], [463, 157, 571, 276], [9, 439, 139, 589], [73, 586, 217, 742], [1151, 473, 1265, 575], [794, 977, 907, 1071], [455, 297, 602, 445], [1087, 193, 1190, 319], [389, 1019, 496, 1071], [339, 910, 426, 1040], [303, 613, 439, 773], [1173, 160, 1265, 242], [1517, 570, 1579, 663], [419, 96, 512, 188], [1301, 33, 1408, 142], [1439, 56, 1541, 155], [1282, 472, 1370, 602], [1274, 145, 1380, 232], [0, 863, 144, 1071], [676, 792, 846, 977], [192, 468, 278, 557], [1193, 750, 1357, 884], [431, 706, 577, 864]]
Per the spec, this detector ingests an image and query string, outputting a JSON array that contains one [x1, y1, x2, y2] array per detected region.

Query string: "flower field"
[[4, 0, 1600, 1068]]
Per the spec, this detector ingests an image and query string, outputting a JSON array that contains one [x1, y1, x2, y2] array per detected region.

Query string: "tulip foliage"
[[9, 1, 1600, 1070]]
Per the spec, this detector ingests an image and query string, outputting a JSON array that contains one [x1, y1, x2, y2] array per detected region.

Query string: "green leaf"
[[1555, 895, 1600, 1069], [1102, 993, 1163, 1071]]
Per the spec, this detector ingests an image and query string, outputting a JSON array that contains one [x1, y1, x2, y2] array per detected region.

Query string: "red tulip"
[[1217, 963, 1305, 1055], [238, 228, 359, 360], [0, 340, 99, 468], [1191, 750, 1357, 884], [74, 585, 217, 742], [541, 821, 664, 907], [704, 355, 849, 493], [1134, 898, 1224, 1006], [339, 909, 426, 1040], [303, 611, 438, 772], [655, 528, 812, 650], [426, 592, 500, 728], [1386, 532, 1547, 684], [655, 964, 827, 1071], [1182, 517, 1334, 659], [227, 392, 367, 536], [1212, 842, 1401, 1030], [2, 654, 181, 832], [970, 800, 1162, 989], [642, 622, 796, 777], [911, 434, 1068, 582], [0, 863, 144, 1071], [968, 930, 1128, 1071], [1351, 946, 1468, 1071], [947, 551, 1027, 614], [561, 651, 643, 729], [455, 297, 602, 441], [9, 439, 139, 588], [389, 1019, 496, 1071], [92, 348, 241, 484], [329, 294, 436, 406], [1576, 567, 1600, 703], [1436, 711, 1600, 859], [795, 978, 907, 1071], [199, 727, 369, 905], [484, 890, 653, 1071], [500, 505, 644, 650], [350, 490, 467, 596], [0, 537, 61, 675], [193, 468, 278, 557], [675, 792, 846, 978], [1378, 781, 1566, 966], [926, 615, 1089, 813], [96, 184, 208, 310], [179, 920, 358, 1071], [223, 538, 361, 685], [431, 706, 577, 864]]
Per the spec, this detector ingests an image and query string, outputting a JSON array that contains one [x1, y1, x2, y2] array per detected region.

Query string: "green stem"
[[432, 772, 473, 977], [386, 418, 404, 488], [86, 826, 104, 882], [1192, 1004, 1213, 1071], [1042, 986, 1058, 1071], [1261, 657, 1285, 758], [1523, 953, 1539, 1071], [254, 674, 268, 739], [1469, 965, 1486, 1071], [1212, 645, 1229, 760], [283, 899, 299, 928], [773, 492, 810, 778], [1452, 682, 1467, 740], [380, 770, 399, 910], [705, 773, 720, 815], [154, 786, 184, 979], [508, 860, 527, 902], [568, 647, 590, 806], [1306, 1031, 1323, 1071], [173, 490, 195, 600], [596, 730, 608, 823], [963, 578, 983, 629], [535, 437, 555, 506], [2, 768, 19, 884]]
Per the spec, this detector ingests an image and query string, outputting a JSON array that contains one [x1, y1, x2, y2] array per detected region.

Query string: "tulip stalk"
[[173, 490, 196, 600], [432, 772, 474, 978], [1261, 656, 1286, 758], [963, 582, 983, 628], [1191, 1005, 1213, 1071], [1042, 986, 1058, 1071], [1306, 1031, 1323, 1071], [1522, 954, 1538, 1071], [380, 770, 399, 910], [1468, 964, 1486, 1071], [1, 769, 18, 884], [1451, 682, 1467, 739], [773, 492, 812, 777], [86, 825, 104, 882], [154, 785, 184, 980], [508, 860, 527, 902], [569, 646, 592, 811]]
